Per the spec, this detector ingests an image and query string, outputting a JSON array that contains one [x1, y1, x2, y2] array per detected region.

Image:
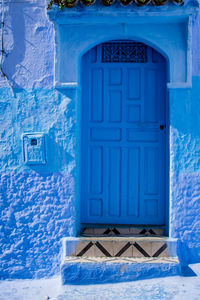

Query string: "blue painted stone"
[[61, 261, 181, 284]]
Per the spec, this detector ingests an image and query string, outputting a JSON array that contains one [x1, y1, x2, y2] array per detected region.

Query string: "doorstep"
[[61, 236, 179, 284]]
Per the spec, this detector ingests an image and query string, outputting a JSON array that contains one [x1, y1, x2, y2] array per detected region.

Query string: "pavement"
[[0, 264, 200, 300]]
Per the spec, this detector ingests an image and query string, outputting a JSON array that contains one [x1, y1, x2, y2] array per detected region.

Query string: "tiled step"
[[63, 236, 177, 258], [82, 227, 164, 237], [61, 256, 181, 284]]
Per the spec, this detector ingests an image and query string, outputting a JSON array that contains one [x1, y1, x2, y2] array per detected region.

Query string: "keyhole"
[[160, 124, 166, 130], [31, 139, 37, 146]]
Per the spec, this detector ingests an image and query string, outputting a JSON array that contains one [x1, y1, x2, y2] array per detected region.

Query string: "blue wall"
[[0, 0, 200, 279], [0, 0, 77, 279], [170, 82, 200, 263]]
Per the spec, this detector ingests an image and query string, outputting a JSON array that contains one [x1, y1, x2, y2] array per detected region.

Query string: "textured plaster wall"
[[0, 1, 76, 279], [169, 13, 200, 263], [0, 0, 200, 279], [170, 79, 200, 263]]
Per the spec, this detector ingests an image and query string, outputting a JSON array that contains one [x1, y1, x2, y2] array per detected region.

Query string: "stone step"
[[61, 256, 180, 284], [82, 226, 164, 237], [63, 236, 177, 258]]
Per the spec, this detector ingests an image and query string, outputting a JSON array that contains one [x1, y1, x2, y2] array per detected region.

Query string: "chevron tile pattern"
[[69, 239, 171, 258], [82, 227, 164, 237]]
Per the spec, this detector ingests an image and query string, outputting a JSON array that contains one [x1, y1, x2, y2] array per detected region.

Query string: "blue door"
[[81, 41, 166, 225]]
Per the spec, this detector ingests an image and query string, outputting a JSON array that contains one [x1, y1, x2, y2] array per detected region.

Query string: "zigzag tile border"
[[82, 227, 164, 237], [71, 240, 170, 258]]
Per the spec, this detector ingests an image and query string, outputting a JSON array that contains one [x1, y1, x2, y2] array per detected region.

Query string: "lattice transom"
[[102, 41, 147, 63]]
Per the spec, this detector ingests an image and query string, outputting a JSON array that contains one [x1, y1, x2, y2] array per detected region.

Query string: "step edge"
[[61, 256, 180, 264], [62, 237, 178, 242]]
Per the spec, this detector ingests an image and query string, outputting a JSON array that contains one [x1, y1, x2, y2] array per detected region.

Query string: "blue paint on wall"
[[0, 172, 75, 279], [169, 76, 200, 263], [0, 0, 200, 279], [0, 88, 77, 279]]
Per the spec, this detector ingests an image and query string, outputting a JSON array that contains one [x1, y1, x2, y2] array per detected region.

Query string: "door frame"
[[78, 39, 169, 235], [48, 10, 193, 240]]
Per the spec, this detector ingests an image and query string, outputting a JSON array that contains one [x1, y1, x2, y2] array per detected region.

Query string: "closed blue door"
[[81, 41, 166, 225]]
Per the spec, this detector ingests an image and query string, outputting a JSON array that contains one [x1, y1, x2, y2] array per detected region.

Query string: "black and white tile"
[[69, 239, 170, 258], [82, 227, 164, 237]]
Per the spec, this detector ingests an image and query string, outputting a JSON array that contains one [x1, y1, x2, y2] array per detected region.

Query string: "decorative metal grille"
[[102, 42, 147, 63]]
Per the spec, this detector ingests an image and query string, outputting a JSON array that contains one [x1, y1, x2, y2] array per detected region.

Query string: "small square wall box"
[[23, 133, 46, 165]]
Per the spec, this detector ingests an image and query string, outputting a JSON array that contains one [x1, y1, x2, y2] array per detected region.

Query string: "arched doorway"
[[80, 40, 167, 226]]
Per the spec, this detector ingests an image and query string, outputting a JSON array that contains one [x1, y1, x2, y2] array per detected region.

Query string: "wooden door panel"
[[81, 42, 166, 225]]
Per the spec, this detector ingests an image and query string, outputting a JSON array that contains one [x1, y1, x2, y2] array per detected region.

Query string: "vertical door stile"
[[139, 65, 144, 220], [104, 67, 109, 218], [121, 66, 127, 218]]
